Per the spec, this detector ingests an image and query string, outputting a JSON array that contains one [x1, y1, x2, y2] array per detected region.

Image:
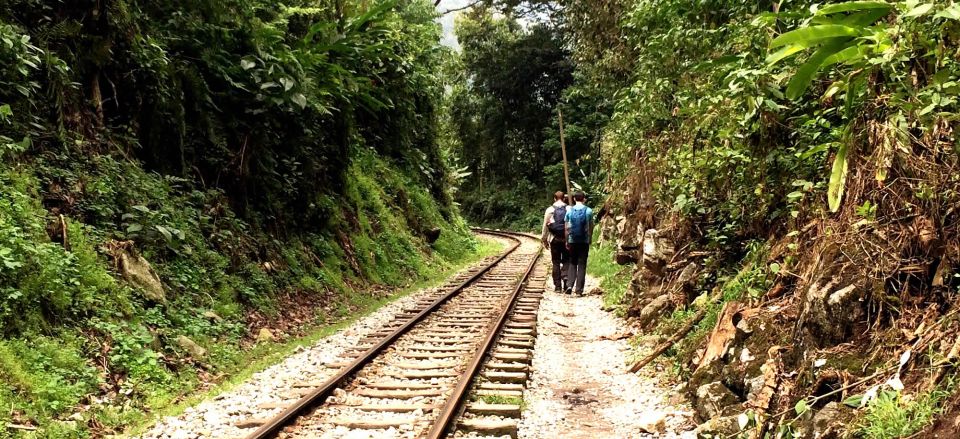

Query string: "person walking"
[[541, 191, 568, 293], [564, 191, 594, 295]]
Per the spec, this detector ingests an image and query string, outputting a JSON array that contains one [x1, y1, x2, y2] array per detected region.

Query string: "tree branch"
[[439, 0, 484, 15]]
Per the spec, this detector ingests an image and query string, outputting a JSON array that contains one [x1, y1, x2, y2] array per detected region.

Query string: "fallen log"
[[629, 291, 721, 373]]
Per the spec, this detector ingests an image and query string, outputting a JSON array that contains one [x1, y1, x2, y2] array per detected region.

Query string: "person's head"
[[574, 191, 585, 203], [554, 191, 565, 201]]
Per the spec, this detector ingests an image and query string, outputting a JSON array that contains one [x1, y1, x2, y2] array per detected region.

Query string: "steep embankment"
[[0, 1, 475, 436], [593, 1, 960, 438]]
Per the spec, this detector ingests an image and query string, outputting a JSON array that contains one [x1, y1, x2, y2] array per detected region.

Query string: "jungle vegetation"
[[448, 0, 960, 436], [2, 0, 960, 436], [0, 0, 479, 435]]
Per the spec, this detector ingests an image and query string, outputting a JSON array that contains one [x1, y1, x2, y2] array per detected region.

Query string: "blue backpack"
[[567, 206, 589, 243]]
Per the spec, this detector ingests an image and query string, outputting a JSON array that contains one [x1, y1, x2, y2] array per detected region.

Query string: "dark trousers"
[[549, 238, 568, 290], [566, 243, 590, 293]]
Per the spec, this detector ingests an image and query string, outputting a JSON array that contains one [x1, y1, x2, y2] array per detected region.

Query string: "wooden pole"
[[558, 109, 572, 205]]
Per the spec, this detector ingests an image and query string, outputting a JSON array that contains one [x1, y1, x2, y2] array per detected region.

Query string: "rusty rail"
[[245, 229, 528, 439]]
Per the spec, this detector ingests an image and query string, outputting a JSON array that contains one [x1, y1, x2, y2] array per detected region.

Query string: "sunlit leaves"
[[827, 138, 851, 213], [787, 38, 852, 100], [769, 1, 894, 100], [766, 44, 806, 64], [936, 3, 960, 20], [770, 25, 862, 49], [904, 3, 934, 17], [815, 1, 894, 15]]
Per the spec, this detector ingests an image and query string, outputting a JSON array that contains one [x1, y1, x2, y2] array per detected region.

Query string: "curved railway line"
[[239, 229, 547, 439]]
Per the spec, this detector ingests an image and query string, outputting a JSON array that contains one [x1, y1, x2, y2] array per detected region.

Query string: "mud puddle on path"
[[519, 276, 695, 439]]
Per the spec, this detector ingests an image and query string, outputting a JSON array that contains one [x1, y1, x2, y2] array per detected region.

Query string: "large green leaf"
[[905, 3, 934, 17], [766, 44, 806, 65], [821, 44, 869, 67], [828, 141, 851, 212], [843, 8, 896, 25], [786, 39, 852, 99], [936, 4, 960, 19], [770, 25, 862, 48], [817, 1, 893, 16]]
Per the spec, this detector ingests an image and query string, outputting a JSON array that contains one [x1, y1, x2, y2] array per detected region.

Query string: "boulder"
[[642, 229, 673, 262], [118, 247, 165, 303], [694, 382, 739, 421], [637, 410, 667, 434], [803, 279, 865, 343], [809, 402, 849, 439], [600, 215, 619, 243], [694, 415, 742, 439], [257, 328, 276, 343], [676, 262, 700, 302], [638, 294, 671, 327], [177, 335, 206, 359], [615, 215, 627, 236], [615, 216, 643, 249], [615, 249, 639, 265], [744, 374, 766, 402], [642, 229, 674, 278], [677, 262, 699, 285], [424, 227, 442, 244], [203, 311, 223, 322]]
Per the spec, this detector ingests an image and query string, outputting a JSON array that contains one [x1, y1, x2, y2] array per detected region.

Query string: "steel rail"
[[245, 230, 526, 439], [423, 234, 542, 439]]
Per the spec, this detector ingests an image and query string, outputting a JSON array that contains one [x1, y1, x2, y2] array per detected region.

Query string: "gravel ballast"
[[135, 254, 507, 439]]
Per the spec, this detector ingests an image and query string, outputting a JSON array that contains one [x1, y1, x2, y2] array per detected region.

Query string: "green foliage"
[[91, 319, 171, 388], [0, 336, 100, 420], [0, 171, 128, 334], [660, 243, 773, 364], [0, 0, 480, 434], [586, 237, 632, 313], [858, 387, 952, 438]]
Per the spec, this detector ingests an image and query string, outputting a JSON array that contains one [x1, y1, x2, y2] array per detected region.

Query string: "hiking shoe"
[[554, 287, 562, 293], [564, 288, 573, 295]]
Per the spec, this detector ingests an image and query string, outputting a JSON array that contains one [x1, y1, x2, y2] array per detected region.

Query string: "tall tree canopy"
[[447, 7, 574, 227]]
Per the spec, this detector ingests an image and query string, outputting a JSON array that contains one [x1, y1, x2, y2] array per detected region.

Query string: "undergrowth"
[[858, 380, 956, 439], [586, 237, 631, 313], [657, 242, 773, 373], [0, 149, 480, 437]]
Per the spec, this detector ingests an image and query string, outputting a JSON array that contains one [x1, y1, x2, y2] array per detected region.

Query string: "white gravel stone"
[[136, 274, 472, 439]]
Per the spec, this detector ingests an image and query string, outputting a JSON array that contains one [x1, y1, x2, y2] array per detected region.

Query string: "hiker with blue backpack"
[[541, 191, 569, 293], [564, 191, 594, 295]]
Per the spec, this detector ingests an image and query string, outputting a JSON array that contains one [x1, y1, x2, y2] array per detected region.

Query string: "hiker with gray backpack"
[[541, 191, 569, 293], [564, 191, 594, 295]]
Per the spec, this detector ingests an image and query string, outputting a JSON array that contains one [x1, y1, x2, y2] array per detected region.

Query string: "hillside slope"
[[0, 1, 478, 436], [592, 1, 960, 437]]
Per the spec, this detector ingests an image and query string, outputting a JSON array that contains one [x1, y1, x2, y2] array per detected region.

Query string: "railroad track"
[[239, 229, 547, 439]]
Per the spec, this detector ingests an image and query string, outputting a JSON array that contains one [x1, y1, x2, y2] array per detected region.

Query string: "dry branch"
[[440, 0, 484, 15], [628, 291, 721, 373]]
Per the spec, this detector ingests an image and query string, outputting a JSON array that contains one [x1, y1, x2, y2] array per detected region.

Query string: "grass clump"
[[475, 393, 526, 412], [858, 386, 953, 439], [586, 235, 632, 313]]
